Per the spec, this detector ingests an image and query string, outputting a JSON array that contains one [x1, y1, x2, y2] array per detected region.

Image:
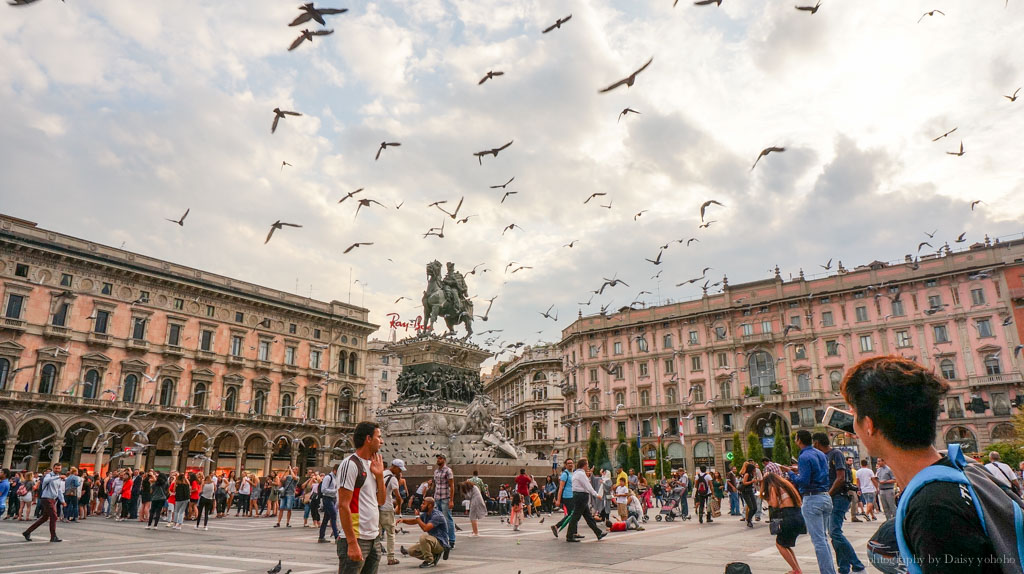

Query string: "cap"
[[391, 459, 407, 472]]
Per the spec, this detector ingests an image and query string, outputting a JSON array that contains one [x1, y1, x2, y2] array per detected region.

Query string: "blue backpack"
[[895, 444, 1024, 574]]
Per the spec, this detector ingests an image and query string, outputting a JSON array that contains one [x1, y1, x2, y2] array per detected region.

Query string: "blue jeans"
[[728, 492, 740, 515], [438, 498, 455, 546], [830, 495, 866, 574], [800, 493, 837, 574], [679, 493, 689, 516], [319, 497, 339, 540]]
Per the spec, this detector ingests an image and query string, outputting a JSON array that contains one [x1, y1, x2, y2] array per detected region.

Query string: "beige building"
[[485, 344, 564, 459], [0, 214, 377, 476], [365, 339, 401, 416]]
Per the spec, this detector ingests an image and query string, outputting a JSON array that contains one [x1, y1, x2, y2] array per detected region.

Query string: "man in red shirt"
[[514, 469, 532, 516]]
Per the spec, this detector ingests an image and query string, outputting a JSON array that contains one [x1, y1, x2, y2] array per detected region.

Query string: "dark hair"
[[795, 430, 812, 447], [519, 469, 525, 474], [861, 459, 868, 466], [353, 421, 380, 448], [841, 356, 948, 449], [812, 432, 830, 447], [761, 472, 802, 506], [760, 457, 770, 463], [577, 458, 589, 469], [699, 465, 707, 473]]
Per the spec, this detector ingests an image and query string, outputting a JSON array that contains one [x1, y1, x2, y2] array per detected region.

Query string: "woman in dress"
[[462, 480, 486, 536], [711, 470, 725, 518], [138, 470, 151, 522], [267, 472, 279, 517], [762, 473, 806, 574]]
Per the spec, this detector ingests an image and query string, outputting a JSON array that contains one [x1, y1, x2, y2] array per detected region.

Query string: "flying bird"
[[375, 141, 401, 161], [685, 238, 699, 246], [645, 251, 663, 265], [288, 28, 333, 51], [265, 220, 302, 244], [917, 10, 944, 23], [473, 140, 514, 165], [353, 198, 385, 219], [271, 108, 301, 134], [564, 240, 579, 248], [693, 0, 723, 5], [542, 14, 572, 34], [917, 241, 933, 252], [1005, 88, 1021, 102], [280, 161, 292, 172], [437, 197, 464, 219], [478, 71, 505, 85], [946, 141, 965, 156], [423, 220, 446, 239], [490, 177, 515, 189], [751, 146, 785, 171], [634, 210, 648, 220], [970, 200, 985, 211], [931, 127, 957, 141], [540, 305, 558, 321], [618, 108, 641, 122], [955, 232, 967, 243], [924, 229, 937, 238], [500, 191, 518, 204], [598, 57, 654, 93], [343, 242, 373, 254], [699, 199, 724, 222], [795, 1, 822, 13], [337, 188, 365, 204], [820, 258, 832, 270], [289, 4, 348, 26], [584, 192, 606, 204], [502, 223, 524, 235], [165, 208, 189, 227]]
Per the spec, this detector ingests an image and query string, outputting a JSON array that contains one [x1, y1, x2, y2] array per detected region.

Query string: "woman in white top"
[[235, 474, 251, 517]]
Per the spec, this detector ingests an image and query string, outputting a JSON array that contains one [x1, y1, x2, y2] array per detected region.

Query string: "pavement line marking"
[[0, 531, 26, 537], [10, 561, 241, 574], [0, 553, 173, 571]]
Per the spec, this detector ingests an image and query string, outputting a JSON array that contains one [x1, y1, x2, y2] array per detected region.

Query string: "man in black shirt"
[[841, 356, 1000, 574]]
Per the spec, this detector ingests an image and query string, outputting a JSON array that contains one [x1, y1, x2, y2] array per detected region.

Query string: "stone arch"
[[944, 425, 979, 454], [12, 412, 62, 436], [991, 422, 1016, 442], [298, 434, 320, 472], [145, 423, 181, 445], [62, 418, 104, 471], [13, 416, 59, 470], [243, 433, 272, 475]]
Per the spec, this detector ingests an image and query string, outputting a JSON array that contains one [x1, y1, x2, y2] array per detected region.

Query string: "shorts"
[[281, 495, 295, 509], [774, 507, 806, 548], [861, 492, 876, 504]]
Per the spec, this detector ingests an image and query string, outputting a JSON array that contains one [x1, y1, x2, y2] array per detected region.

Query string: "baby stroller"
[[656, 489, 682, 522]]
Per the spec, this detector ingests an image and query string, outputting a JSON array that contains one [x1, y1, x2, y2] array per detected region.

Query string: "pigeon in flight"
[[265, 220, 302, 244], [375, 141, 401, 161], [478, 71, 505, 85], [917, 9, 944, 23], [946, 141, 965, 156], [542, 14, 572, 34], [165, 208, 189, 227], [343, 242, 373, 254], [353, 198, 385, 219], [289, 4, 348, 26], [1005, 87, 1021, 102], [490, 177, 515, 189], [795, 1, 822, 13], [618, 108, 641, 122], [598, 57, 654, 93], [271, 108, 302, 134], [473, 140, 514, 165], [288, 29, 333, 51], [584, 193, 606, 204], [931, 127, 957, 141], [699, 199, 724, 222], [693, 0, 723, 6], [337, 188, 365, 204], [751, 146, 785, 171]]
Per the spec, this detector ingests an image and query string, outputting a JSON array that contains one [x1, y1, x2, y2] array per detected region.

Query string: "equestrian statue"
[[422, 260, 474, 337]]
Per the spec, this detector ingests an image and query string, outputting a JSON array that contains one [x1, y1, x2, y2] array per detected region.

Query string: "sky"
[[2, 0, 1023, 362]]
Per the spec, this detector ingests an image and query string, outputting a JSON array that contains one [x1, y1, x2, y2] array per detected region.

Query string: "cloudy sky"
[[2, 0, 1023, 356]]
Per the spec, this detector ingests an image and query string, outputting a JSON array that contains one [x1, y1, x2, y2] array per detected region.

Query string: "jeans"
[[338, 537, 381, 574], [149, 499, 165, 527], [729, 492, 740, 515], [437, 498, 455, 546], [320, 497, 339, 540], [830, 494, 865, 574], [679, 493, 689, 517], [754, 494, 763, 519], [801, 493, 837, 574], [173, 500, 188, 524], [64, 495, 79, 520]]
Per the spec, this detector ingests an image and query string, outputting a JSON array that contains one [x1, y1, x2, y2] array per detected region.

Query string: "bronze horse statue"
[[422, 260, 473, 337]]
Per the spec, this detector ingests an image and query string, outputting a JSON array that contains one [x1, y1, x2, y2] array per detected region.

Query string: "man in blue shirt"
[[23, 462, 63, 542], [787, 430, 837, 574], [398, 496, 450, 568], [0, 469, 10, 518]]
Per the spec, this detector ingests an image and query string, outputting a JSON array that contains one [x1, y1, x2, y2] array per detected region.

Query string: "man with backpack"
[[317, 462, 340, 544], [694, 465, 714, 524], [336, 422, 387, 574], [842, 356, 1020, 574], [984, 452, 1021, 497]]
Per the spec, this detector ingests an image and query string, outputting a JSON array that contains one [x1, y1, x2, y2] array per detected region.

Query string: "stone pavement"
[[0, 509, 885, 573]]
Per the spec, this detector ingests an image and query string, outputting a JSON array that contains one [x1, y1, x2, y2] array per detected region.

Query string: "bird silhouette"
[[353, 198, 385, 219], [694, 0, 723, 5], [288, 28, 333, 51], [478, 70, 505, 85], [1005, 88, 1021, 102], [271, 108, 301, 134], [265, 220, 302, 244], [751, 146, 785, 170], [165, 208, 189, 227], [375, 141, 401, 161], [343, 242, 373, 254], [699, 199, 724, 222], [490, 177, 515, 189], [337, 188, 365, 204], [931, 127, 957, 141], [542, 14, 572, 34], [946, 141, 965, 156], [917, 9, 944, 23], [795, 1, 822, 14], [473, 140, 514, 165], [289, 4, 348, 26], [599, 57, 654, 93], [618, 108, 641, 122]]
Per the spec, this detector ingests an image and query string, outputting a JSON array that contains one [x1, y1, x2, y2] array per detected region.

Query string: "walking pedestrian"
[[874, 457, 897, 521], [196, 473, 214, 530], [274, 467, 297, 528], [172, 472, 190, 529], [0, 469, 9, 520], [509, 491, 524, 530], [432, 453, 456, 550], [694, 465, 714, 524], [318, 464, 340, 543], [763, 473, 807, 574], [812, 432, 865, 574], [564, 459, 606, 543], [146, 472, 168, 530], [711, 470, 725, 518], [786, 430, 837, 574], [855, 460, 878, 521], [551, 459, 575, 537], [18, 471, 35, 521], [380, 459, 405, 565], [727, 470, 741, 515], [22, 463, 63, 542], [337, 422, 387, 574]]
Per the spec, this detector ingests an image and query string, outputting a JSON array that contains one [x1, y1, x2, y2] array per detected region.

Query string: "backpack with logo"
[[895, 443, 1024, 574], [696, 473, 709, 498], [16, 483, 27, 497]]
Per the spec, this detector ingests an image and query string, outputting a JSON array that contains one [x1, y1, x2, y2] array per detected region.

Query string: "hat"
[[391, 459, 407, 472]]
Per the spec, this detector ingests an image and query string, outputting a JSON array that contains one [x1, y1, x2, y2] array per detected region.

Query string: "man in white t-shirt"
[[337, 422, 386, 574], [380, 459, 406, 566], [855, 459, 878, 521], [985, 451, 1021, 496]]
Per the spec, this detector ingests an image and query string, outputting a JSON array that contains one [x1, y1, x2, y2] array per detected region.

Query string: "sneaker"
[[195, 525, 200, 529], [707, 517, 713, 523], [418, 560, 436, 569], [203, 526, 208, 531], [596, 531, 607, 541], [550, 525, 558, 538], [317, 538, 328, 544], [273, 523, 280, 528], [442, 548, 450, 561], [21, 532, 31, 542], [50, 537, 62, 542]]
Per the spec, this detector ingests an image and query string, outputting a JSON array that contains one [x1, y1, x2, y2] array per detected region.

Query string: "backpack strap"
[[347, 454, 367, 490]]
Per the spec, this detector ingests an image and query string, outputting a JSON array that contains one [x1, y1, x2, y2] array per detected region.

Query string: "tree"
[[985, 442, 1023, 469], [628, 440, 642, 474], [587, 425, 601, 466], [731, 431, 745, 469], [773, 419, 792, 465], [596, 438, 611, 471], [747, 432, 764, 464]]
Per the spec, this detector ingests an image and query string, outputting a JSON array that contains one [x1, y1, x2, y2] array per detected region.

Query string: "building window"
[[636, 338, 648, 352], [614, 391, 625, 406], [589, 368, 598, 382], [381, 370, 388, 381], [0, 357, 8, 390], [206, 305, 215, 317], [665, 387, 676, 403], [285, 346, 296, 365], [800, 407, 815, 427], [790, 315, 801, 328], [123, 374, 137, 402], [761, 320, 772, 333], [590, 395, 600, 410], [94, 310, 110, 334], [794, 344, 806, 360], [826, 340, 839, 356], [193, 382, 207, 409], [820, 296, 831, 304], [985, 355, 1001, 375], [741, 323, 754, 336], [289, 323, 297, 334], [159, 378, 175, 407], [83, 369, 100, 399], [689, 330, 699, 345], [617, 421, 627, 436], [588, 345, 599, 358], [310, 349, 321, 370], [853, 291, 865, 299], [224, 387, 237, 412], [663, 334, 673, 348], [60, 273, 73, 287], [821, 311, 834, 327], [642, 419, 652, 437], [691, 356, 702, 372], [940, 359, 956, 380], [14, 263, 28, 277], [313, 328, 321, 340], [235, 311, 244, 323], [895, 330, 911, 348], [664, 359, 675, 374], [716, 326, 728, 340], [946, 396, 964, 418], [258, 340, 270, 361], [717, 352, 728, 368], [975, 319, 993, 338], [338, 352, 347, 374], [173, 298, 184, 310], [280, 393, 293, 415], [132, 317, 146, 340], [51, 302, 69, 327], [722, 413, 733, 432], [612, 365, 623, 379], [349, 352, 358, 376], [798, 373, 811, 392], [613, 342, 623, 355], [307, 397, 319, 419], [4, 294, 24, 319], [230, 335, 243, 357], [139, 291, 150, 303], [200, 329, 214, 351], [829, 370, 842, 392], [101, 282, 113, 296], [748, 351, 776, 395], [696, 416, 707, 434], [855, 306, 868, 322], [253, 390, 266, 415], [640, 389, 650, 406], [992, 393, 1011, 416], [891, 300, 905, 317], [933, 325, 949, 343], [719, 381, 731, 399], [39, 364, 57, 394], [638, 362, 648, 377], [692, 384, 705, 403], [970, 288, 986, 306], [168, 324, 182, 347], [859, 335, 873, 352], [927, 295, 942, 309]]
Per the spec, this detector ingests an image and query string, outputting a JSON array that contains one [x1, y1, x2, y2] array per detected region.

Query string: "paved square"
[[0, 510, 884, 573]]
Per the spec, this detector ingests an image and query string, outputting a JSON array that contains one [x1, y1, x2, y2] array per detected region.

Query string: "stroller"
[[656, 488, 683, 522]]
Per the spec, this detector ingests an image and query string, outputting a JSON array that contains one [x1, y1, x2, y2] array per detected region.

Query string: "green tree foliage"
[[596, 439, 611, 472], [747, 432, 765, 464], [732, 431, 745, 468], [773, 419, 792, 465], [587, 425, 600, 466], [628, 440, 642, 474], [984, 442, 1023, 469]]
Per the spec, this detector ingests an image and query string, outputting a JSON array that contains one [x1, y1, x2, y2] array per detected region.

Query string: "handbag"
[[769, 518, 783, 535]]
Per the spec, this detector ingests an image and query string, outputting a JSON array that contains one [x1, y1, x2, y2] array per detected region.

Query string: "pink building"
[[0, 214, 377, 477], [559, 237, 1024, 472]]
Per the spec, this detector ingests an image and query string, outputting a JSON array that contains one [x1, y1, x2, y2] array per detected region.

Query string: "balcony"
[[2, 318, 26, 332], [127, 338, 149, 351], [968, 373, 1024, 389], [162, 345, 184, 358], [1010, 287, 1024, 302], [786, 390, 825, 402], [87, 332, 111, 346], [43, 325, 71, 339], [741, 332, 775, 345], [743, 393, 783, 406], [197, 350, 217, 362], [256, 360, 273, 371], [710, 397, 741, 409], [560, 382, 577, 395], [227, 355, 244, 367], [282, 363, 300, 375]]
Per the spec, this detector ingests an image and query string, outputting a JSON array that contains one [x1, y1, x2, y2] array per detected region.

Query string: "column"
[[262, 445, 272, 476], [50, 437, 65, 469], [170, 443, 182, 473], [203, 448, 214, 475], [289, 448, 298, 470], [134, 448, 145, 471], [95, 444, 106, 478], [2, 437, 16, 469]]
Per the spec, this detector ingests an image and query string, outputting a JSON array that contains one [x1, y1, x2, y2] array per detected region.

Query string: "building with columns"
[[559, 236, 1024, 473], [365, 339, 401, 417], [0, 214, 377, 476], [484, 344, 564, 460]]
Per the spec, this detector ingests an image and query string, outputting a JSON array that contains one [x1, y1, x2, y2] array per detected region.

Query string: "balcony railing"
[[968, 373, 1024, 388], [282, 363, 300, 375], [786, 390, 825, 402], [162, 345, 184, 357], [741, 332, 774, 344], [2, 318, 25, 331], [127, 338, 149, 351], [196, 350, 217, 362], [43, 325, 71, 339], [710, 397, 741, 409], [743, 393, 783, 406], [256, 360, 273, 371], [227, 355, 244, 366], [87, 332, 111, 346]]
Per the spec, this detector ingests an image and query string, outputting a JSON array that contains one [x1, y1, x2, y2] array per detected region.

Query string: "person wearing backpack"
[[336, 422, 387, 574], [842, 355, 1021, 574], [694, 465, 714, 524]]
